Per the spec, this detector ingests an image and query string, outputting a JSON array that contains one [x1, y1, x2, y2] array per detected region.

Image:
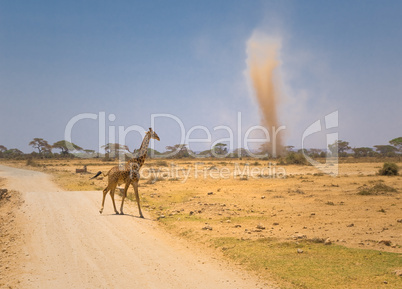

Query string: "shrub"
[[277, 158, 285, 165], [26, 158, 38, 167], [357, 183, 397, 195], [378, 162, 399, 176], [285, 152, 306, 165]]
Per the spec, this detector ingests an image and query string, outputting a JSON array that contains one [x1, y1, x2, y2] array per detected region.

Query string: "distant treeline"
[[0, 137, 401, 162]]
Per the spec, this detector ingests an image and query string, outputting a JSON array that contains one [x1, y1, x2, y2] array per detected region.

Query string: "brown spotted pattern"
[[98, 128, 160, 217]]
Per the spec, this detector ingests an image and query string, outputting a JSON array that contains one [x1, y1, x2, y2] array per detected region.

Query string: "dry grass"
[[357, 182, 398, 195], [1, 158, 402, 288]]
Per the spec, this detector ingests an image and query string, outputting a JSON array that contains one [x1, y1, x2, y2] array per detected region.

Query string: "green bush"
[[378, 162, 399, 176], [285, 152, 306, 165]]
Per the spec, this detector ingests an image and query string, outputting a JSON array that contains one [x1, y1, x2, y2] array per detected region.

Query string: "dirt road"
[[0, 165, 274, 289]]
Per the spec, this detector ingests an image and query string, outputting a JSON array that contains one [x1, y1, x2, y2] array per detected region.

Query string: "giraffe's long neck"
[[138, 133, 151, 158], [129, 132, 151, 168]]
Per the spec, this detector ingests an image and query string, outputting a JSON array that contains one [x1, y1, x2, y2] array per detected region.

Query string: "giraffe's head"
[[148, 128, 160, 141]]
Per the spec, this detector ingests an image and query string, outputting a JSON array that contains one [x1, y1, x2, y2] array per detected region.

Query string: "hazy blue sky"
[[1, 0, 401, 153]]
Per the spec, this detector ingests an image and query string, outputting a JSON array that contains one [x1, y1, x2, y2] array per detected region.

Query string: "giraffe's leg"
[[110, 185, 119, 214], [99, 186, 109, 214], [132, 181, 144, 218], [120, 182, 130, 215]]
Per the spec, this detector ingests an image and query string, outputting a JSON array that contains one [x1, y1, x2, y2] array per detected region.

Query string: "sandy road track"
[[0, 165, 275, 289]]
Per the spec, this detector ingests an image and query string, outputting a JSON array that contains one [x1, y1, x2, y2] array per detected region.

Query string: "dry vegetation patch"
[[2, 159, 402, 288], [0, 179, 24, 288], [357, 182, 398, 195]]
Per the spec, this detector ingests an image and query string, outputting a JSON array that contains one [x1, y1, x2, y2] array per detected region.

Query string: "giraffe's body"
[[91, 128, 160, 217]]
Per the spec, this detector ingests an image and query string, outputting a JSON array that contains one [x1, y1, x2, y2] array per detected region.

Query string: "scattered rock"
[[379, 240, 392, 246], [347, 223, 354, 227], [297, 249, 303, 254], [310, 213, 316, 216], [256, 224, 266, 230], [293, 234, 307, 240], [261, 196, 266, 199], [397, 219, 402, 223], [393, 269, 402, 276], [157, 215, 165, 220], [226, 220, 231, 223], [0, 188, 8, 200], [309, 237, 325, 243], [189, 211, 194, 216], [202, 225, 213, 231], [324, 238, 332, 245], [207, 192, 214, 195], [272, 222, 279, 226], [234, 224, 242, 228]]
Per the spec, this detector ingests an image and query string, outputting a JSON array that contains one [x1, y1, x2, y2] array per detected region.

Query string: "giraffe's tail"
[[90, 169, 112, 179], [89, 171, 102, 179]]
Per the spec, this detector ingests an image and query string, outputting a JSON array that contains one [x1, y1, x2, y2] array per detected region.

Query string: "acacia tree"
[[165, 144, 191, 158], [328, 140, 351, 157], [308, 148, 325, 158], [211, 143, 228, 157], [4, 148, 23, 158], [53, 140, 83, 155], [374, 145, 398, 157], [284, 146, 295, 153], [389, 137, 402, 152], [29, 138, 52, 155], [352, 147, 374, 158], [102, 143, 129, 158]]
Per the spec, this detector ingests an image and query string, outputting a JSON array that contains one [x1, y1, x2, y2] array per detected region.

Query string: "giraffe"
[[90, 128, 160, 217]]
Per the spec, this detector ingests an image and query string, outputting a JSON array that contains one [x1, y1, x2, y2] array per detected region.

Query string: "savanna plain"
[[1, 158, 401, 289]]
